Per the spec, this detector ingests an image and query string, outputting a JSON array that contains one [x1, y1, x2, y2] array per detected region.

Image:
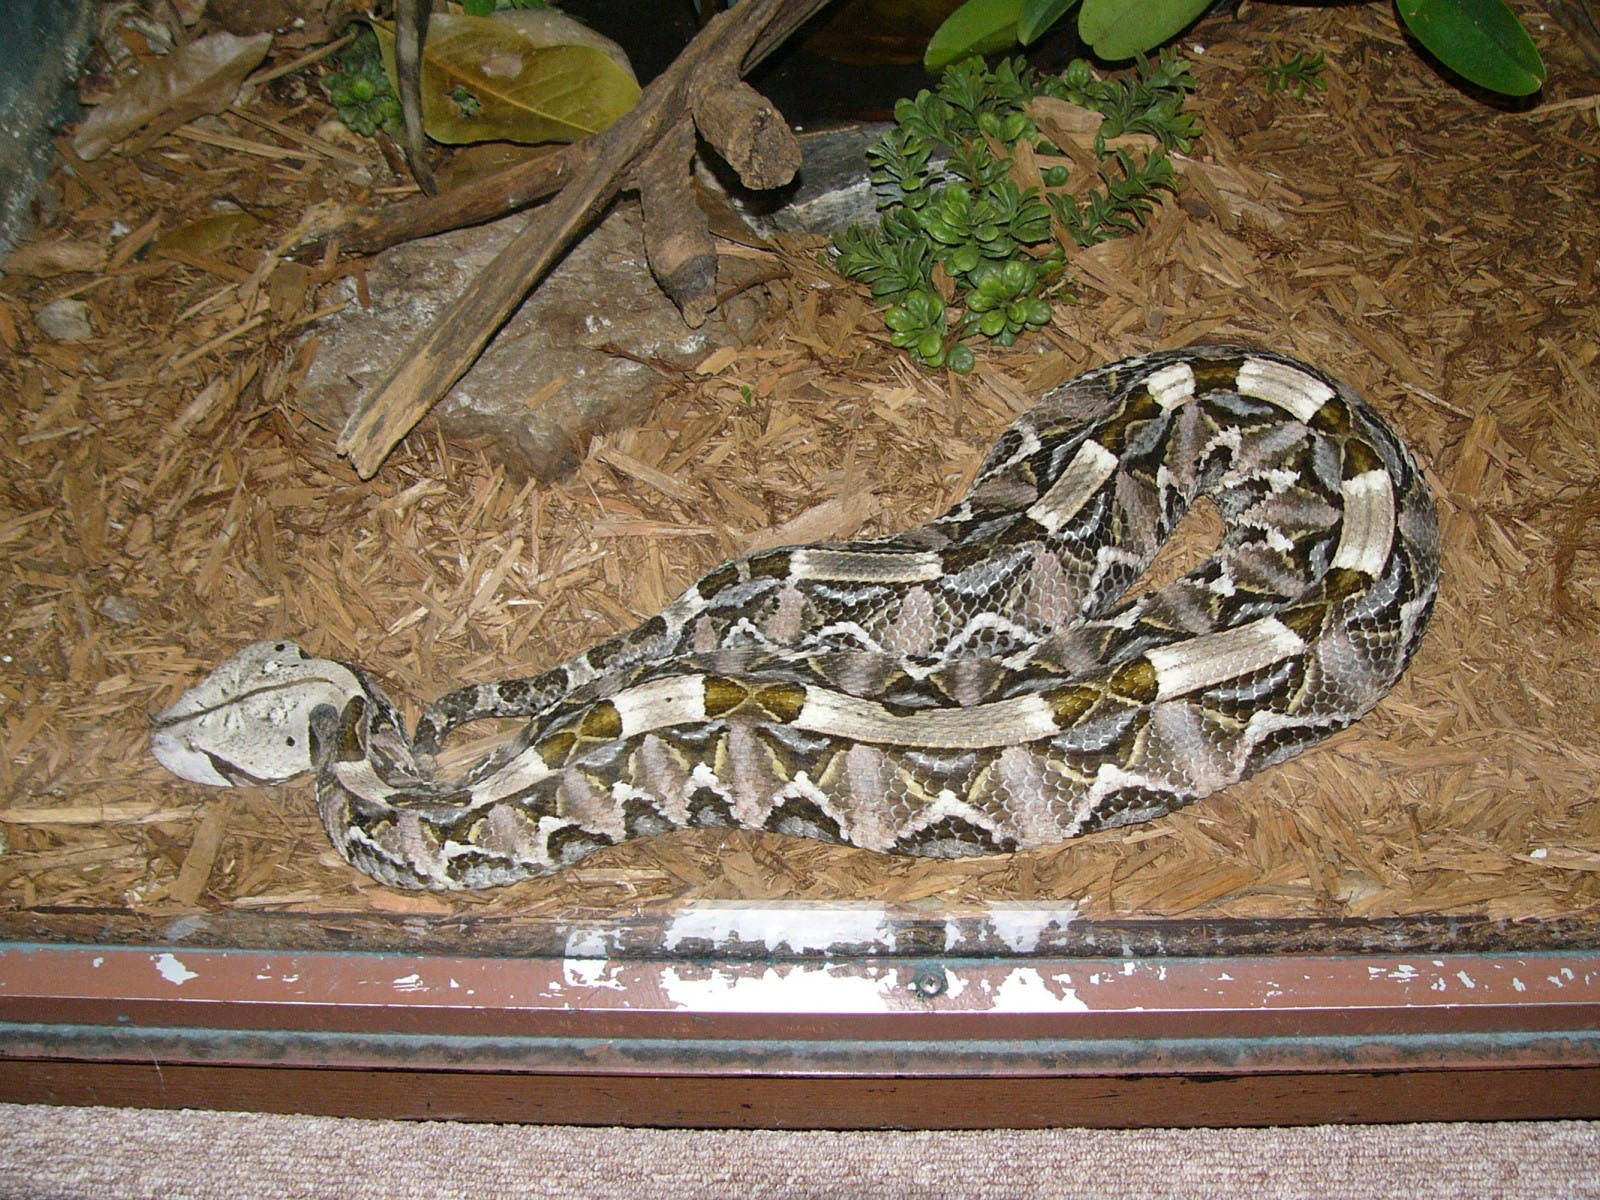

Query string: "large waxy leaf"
[[489, 8, 637, 80], [369, 13, 640, 146], [924, 0, 1026, 72], [1018, 0, 1081, 45], [1077, 0, 1209, 60], [1396, 0, 1546, 95]]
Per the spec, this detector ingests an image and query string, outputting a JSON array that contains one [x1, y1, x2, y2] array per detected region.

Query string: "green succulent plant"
[[831, 53, 1196, 372], [322, 25, 402, 138], [927, 0, 1545, 97], [1262, 50, 1328, 98]]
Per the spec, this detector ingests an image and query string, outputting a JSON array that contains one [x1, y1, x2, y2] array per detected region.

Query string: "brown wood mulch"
[[1, 3, 1597, 932]]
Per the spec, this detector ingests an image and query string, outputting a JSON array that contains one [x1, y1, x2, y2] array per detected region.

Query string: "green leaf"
[[924, 0, 1025, 73], [369, 13, 640, 145], [1077, 0, 1209, 60], [1018, 0, 1081, 45], [1395, 0, 1545, 95]]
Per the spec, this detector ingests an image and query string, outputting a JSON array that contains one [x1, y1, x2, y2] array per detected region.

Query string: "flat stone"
[[35, 297, 93, 342], [302, 199, 757, 481], [717, 121, 890, 236], [96, 594, 140, 626]]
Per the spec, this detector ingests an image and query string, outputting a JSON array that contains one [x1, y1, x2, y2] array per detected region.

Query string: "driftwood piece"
[[342, 147, 574, 255], [636, 119, 717, 326], [691, 66, 803, 190], [329, 6, 821, 255], [335, 0, 830, 478]]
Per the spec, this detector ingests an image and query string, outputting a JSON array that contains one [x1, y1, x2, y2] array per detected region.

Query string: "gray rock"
[[715, 121, 891, 236], [96, 594, 140, 626], [303, 199, 745, 481], [303, 126, 885, 480], [0, 0, 94, 259], [35, 297, 93, 342]]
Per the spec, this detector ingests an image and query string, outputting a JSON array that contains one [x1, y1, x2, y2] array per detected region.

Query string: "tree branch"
[[637, 118, 717, 326], [334, 0, 830, 479], [320, 0, 827, 256], [691, 66, 802, 190]]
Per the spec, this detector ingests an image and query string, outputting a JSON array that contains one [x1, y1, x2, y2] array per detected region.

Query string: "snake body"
[[151, 347, 1439, 890]]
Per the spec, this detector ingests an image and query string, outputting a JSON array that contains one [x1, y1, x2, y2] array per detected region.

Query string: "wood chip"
[[2, 1, 1597, 930]]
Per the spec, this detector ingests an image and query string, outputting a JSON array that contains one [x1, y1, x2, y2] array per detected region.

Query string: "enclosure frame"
[[2, 906, 1597, 1127]]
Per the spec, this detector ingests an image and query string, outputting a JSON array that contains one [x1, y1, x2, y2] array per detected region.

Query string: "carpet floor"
[[1, 1105, 1596, 1199]]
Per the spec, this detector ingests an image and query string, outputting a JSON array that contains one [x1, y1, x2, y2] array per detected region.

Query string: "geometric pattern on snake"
[[150, 346, 1440, 890]]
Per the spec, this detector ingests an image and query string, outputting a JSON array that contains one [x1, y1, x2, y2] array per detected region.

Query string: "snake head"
[[149, 640, 368, 787]]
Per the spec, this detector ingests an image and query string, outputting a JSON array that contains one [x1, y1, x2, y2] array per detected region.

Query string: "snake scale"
[[151, 347, 1440, 890]]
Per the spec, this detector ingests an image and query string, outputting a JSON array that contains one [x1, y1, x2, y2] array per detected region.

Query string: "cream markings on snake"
[[1331, 470, 1396, 575], [1143, 618, 1307, 700], [793, 687, 1064, 749], [1144, 361, 1197, 409], [1236, 355, 1335, 421], [150, 347, 1440, 889], [790, 548, 946, 584], [1025, 441, 1121, 533]]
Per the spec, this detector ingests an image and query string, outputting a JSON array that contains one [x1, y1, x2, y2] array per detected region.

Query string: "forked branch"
[[335, 0, 831, 479]]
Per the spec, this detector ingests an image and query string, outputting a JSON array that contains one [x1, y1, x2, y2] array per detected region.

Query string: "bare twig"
[[394, 0, 437, 195], [327, 3, 818, 254], [341, 149, 575, 254], [637, 119, 717, 326], [691, 66, 802, 190]]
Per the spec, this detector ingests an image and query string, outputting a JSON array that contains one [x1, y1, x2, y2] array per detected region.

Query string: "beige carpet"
[[1, 1106, 1596, 1199]]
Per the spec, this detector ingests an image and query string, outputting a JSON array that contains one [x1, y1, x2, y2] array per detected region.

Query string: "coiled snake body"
[[152, 347, 1439, 890]]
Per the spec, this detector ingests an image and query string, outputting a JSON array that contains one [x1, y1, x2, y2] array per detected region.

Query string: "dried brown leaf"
[[2, 239, 106, 278], [72, 31, 272, 161]]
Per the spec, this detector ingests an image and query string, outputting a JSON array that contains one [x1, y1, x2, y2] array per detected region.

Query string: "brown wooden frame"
[[2, 905, 1597, 1127]]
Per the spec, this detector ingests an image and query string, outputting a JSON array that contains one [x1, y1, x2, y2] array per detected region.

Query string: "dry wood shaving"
[[1, 4, 1597, 932]]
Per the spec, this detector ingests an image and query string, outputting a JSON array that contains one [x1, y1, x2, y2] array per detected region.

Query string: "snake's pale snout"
[[148, 641, 372, 789], [149, 724, 237, 788]]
